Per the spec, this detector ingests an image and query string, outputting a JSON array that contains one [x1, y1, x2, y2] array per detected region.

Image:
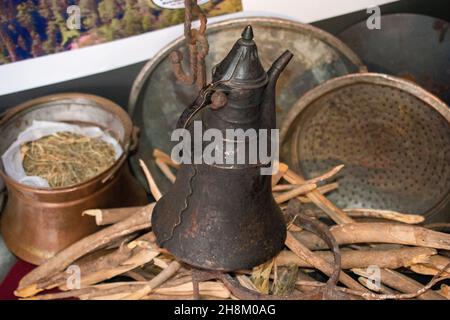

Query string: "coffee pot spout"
[[268, 50, 294, 85], [261, 50, 294, 128]]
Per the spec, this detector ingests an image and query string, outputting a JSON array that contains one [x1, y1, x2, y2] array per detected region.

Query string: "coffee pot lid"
[[212, 25, 268, 89]]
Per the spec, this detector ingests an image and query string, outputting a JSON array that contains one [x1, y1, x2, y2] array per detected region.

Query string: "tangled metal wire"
[[170, 0, 209, 89]]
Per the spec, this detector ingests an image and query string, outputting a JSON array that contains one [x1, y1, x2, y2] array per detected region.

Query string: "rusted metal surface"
[[280, 73, 450, 223], [339, 14, 450, 105], [170, 0, 208, 89], [0, 93, 148, 265], [128, 17, 366, 194], [152, 26, 292, 271]]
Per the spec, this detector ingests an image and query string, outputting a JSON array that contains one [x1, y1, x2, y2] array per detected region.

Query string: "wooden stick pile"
[[14, 149, 450, 300]]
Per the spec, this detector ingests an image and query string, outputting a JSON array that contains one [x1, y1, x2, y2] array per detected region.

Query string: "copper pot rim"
[[0, 92, 133, 194], [280, 72, 450, 218]]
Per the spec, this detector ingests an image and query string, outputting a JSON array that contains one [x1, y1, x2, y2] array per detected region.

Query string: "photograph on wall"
[[0, 0, 243, 65]]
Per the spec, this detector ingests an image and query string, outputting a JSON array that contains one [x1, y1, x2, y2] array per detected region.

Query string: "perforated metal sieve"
[[280, 73, 450, 222]]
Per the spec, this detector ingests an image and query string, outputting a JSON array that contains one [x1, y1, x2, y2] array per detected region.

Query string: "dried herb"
[[21, 131, 116, 188], [272, 264, 298, 296]]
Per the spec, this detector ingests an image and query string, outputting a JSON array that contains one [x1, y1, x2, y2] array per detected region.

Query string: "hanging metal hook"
[[170, 0, 209, 90]]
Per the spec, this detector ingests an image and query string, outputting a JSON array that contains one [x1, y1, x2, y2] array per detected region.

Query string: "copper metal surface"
[[128, 17, 366, 194], [281, 73, 450, 223], [0, 93, 147, 265]]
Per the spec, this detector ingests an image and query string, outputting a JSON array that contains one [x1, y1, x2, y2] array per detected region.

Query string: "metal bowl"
[[128, 17, 366, 193], [281, 73, 450, 223], [339, 14, 450, 105]]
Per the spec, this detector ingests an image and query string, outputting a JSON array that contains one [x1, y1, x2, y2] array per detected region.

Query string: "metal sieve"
[[280, 73, 450, 223]]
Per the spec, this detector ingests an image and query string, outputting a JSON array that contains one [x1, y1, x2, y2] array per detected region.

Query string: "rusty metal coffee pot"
[[152, 26, 293, 271]]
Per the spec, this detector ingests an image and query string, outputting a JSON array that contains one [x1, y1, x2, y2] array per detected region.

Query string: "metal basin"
[[128, 17, 366, 193], [339, 14, 450, 105], [281, 73, 450, 223]]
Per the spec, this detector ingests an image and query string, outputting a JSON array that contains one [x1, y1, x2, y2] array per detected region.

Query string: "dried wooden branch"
[[284, 169, 354, 225], [304, 165, 344, 185], [26, 282, 147, 300], [274, 164, 342, 201], [122, 261, 182, 300], [357, 277, 398, 294], [103, 233, 142, 250], [295, 271, 323, 293], [24, 233, 157, 295], [287, 196, 443, 301], [297, 263, 450, 300], [271, 162, 289, 187], [83, 207, 143, 226], [438, 284, 450, 299], [65, 249, 159, 290], [160, 273, 192, 289], [284, 171, 447, 301], [153, 148, 180, 169], [276, 247, 436, 270], [16, 204, 155, 298], [275, 165, 343, 191], [139, 159, 162, 200], [306, 208, 425, 224], [285, 232, 369, 293], [150, 281, 230, 299], [342, 209, 424, 224], [410, 255, 450, 276], [124, 271, 149, 282], [27, 258, 182, 300], [274, 183, 317, 204], [297, 183, 339, 202], [273, 184, 299, 192], [155, 158, 176, 183], [273, 182, 337, 193], [35, 246, 133, 291], [352, 267, 448, 300], [292, 223, 450, 251]]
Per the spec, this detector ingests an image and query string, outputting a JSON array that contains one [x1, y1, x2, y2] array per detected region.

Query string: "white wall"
[[0, 0, 398, 96], [243, 0, 398, 23]]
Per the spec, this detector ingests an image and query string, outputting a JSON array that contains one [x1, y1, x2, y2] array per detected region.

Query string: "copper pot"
[[0, 93, 148, 265]]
